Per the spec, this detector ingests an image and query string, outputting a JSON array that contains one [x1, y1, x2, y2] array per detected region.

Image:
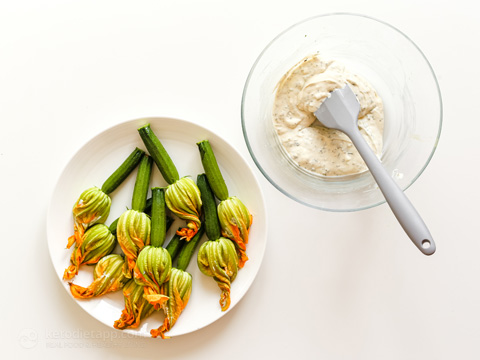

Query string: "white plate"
[[47, 117, 267, 338]]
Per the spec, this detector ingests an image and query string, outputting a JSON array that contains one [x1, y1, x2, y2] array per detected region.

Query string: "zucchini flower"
[[69, 254, 129, 298], [66, 148, 145, 249], [138, 125, 202, 241], [133, 246, 172, 310], [196, 140, 253, 268], [217, 196, 252, 268], [114, 279, 155, 330], [116, 209, 151, 276], [151, 268, 192, 339], [197, 237, 239, 311], [67, 187, 111, 249], [165, 177, 202, 241], [63, 224, 116, 280]]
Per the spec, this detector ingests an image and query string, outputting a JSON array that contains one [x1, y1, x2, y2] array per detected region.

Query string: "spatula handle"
[[348, 128, 436, 255]]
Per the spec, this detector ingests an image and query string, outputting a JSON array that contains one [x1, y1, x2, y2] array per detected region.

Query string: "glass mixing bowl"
[[241, 13, 442, 211]]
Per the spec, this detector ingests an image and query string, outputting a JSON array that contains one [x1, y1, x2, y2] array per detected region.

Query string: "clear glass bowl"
[[241, 13, 442, 211]]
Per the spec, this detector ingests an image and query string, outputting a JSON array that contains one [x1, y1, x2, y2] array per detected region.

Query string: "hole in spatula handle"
[[421, 239, 431, 249]]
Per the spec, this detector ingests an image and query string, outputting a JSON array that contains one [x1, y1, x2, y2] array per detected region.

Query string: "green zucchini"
[[150, 187, 167, 247], [165, 231, 185, 261], [146, 197, 175, 231], [101, 147, 145, 194], [197, 140, 229, 201], [138, 123, 179, 185], [166, 215, 174, 233], [197, 173, 221, 241], [176, 224, 205, 271], [144, 196, 153, 215], [108, 218, 119, 235], [131, 154, 153, 212]]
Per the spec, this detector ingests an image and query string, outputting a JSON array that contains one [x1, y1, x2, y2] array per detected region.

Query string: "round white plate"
[[47, 117, 267, 338]]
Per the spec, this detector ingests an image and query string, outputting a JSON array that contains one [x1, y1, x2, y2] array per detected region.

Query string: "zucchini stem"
[[165, 231, 185, 262], [197, 173, 221, 241], [138, 124, 179, 185], [197, 140, 229, 201], [131, 154, 153, 212], [176, 224, 205, 271], [101, 148, 145, 195], [150, 187, 167, 247]]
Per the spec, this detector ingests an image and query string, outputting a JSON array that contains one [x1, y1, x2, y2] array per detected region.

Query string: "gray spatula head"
[[314, 84, 360, 135]]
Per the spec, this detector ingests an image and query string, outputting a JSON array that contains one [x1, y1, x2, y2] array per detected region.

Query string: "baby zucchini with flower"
[[133, 187, 172, 311], [138, 124, 202, 241], [196, 173, 238, 311], [197, 140, 252, 267], [68, 254, 129, 299], [68, 147, 144, 249], [132, 187, 205, 339], [63, 223, 116, 280], [151, 223, 205, 339], [133, 245, 172, 309], [150, 268, 192, 339], [116, 188, 177, 332], [198, 237, 238, 311], [116, 154, 153, 275]]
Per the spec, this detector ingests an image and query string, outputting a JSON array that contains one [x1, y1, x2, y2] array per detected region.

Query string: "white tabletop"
[[2, 1, 478, 359]]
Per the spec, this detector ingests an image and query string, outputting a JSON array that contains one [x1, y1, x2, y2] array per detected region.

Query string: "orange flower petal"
[[143, 290, 169, 311], [237, 250, 249, 269], [66, 235, 76, 249], [114, 309, 138, 330], [150, 320, 170, 339], [219, 287, 231, 311], [126, 257, 137, 275], [175, 222, 198, 241], [68, 276, 124, 299], [63, 265, 77, 281]]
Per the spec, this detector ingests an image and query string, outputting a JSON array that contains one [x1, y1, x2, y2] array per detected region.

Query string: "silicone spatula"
[[314, 83, 435, 255]]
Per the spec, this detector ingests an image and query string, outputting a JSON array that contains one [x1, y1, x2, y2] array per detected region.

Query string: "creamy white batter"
[[272, 55, 384, 176]]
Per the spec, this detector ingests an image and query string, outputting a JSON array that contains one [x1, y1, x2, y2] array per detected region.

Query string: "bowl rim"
[[241, 12, 443, 212]]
